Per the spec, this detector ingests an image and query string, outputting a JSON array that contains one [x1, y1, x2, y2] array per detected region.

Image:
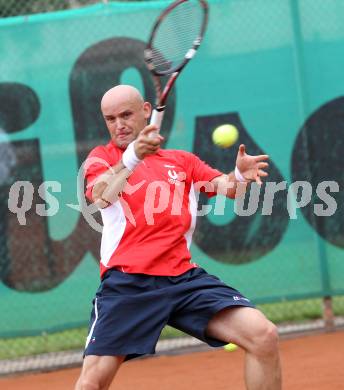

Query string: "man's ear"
[[143, 101, 152, 120]]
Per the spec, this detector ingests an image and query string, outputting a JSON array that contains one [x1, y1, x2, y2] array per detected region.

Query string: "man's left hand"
[[236, 144, 269, 185]]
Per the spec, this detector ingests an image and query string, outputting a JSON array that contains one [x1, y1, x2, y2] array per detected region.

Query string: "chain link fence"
[[0, 0, 155, 18], [0, 0, 344, 375], [0, 0, 97, 17]]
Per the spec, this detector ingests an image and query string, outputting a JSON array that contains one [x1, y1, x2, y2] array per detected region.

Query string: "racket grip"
[[149, 109, 165, 134]]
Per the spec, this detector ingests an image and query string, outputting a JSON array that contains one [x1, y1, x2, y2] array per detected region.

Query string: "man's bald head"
[[101, 85, 144, 115], [101, 85, 151, 149]]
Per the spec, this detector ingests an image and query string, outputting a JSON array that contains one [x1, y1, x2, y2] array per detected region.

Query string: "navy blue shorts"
[[84, 267, 254, 361]]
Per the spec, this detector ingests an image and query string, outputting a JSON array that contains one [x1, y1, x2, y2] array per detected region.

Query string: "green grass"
[[258, 295, 344, 323], [1, 296, 344, 360], [0, 325, 187, 360]]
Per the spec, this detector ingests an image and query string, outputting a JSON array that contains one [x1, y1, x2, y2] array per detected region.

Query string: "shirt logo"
[[168, 169, 179, 185], [165, 165, 186, 186]]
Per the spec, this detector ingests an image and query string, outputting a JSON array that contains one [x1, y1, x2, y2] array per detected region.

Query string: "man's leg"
[[75, 355, 125, 390], [206, 306, 281, 390]]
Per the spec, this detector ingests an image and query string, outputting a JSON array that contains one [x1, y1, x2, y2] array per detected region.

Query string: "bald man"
[[75, 85, 281, 390]]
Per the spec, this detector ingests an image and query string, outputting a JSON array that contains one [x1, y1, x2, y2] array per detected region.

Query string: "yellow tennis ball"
[[212, 124, 239, 148], [223, 343, 238, 352]]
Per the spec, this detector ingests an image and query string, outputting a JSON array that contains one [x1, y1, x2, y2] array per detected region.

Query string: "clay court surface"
[[1, 331, 344, 389]]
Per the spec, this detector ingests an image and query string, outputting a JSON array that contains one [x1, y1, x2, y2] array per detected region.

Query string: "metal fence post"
[[323, 296, 335, 331]]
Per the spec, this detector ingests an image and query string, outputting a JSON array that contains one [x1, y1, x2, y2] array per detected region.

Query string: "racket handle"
[[149, 109, 165, 134]]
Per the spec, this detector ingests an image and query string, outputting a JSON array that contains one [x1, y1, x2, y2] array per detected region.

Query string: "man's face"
[[102, 99, 151, 149]]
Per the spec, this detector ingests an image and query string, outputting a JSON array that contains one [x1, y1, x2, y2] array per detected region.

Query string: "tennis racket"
[[145, 0, 209, 133]]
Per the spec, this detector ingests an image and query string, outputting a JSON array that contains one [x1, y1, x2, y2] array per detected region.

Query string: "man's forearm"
[[92, 160, 132, 208], [227, 171, 248, 198], [212, 173, 248, 199]]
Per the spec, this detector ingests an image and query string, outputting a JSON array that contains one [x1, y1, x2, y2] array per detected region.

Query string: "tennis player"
[[75, 85, 282, 390]]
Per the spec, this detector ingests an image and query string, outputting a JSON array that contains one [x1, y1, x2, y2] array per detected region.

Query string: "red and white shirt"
[[85, 141, 222, 278]]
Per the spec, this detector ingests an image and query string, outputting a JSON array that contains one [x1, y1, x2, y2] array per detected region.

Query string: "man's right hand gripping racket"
[[144, 0, 209, 134]]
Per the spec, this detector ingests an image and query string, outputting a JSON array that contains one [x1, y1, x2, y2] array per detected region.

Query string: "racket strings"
[[151, 1, 204, 73]]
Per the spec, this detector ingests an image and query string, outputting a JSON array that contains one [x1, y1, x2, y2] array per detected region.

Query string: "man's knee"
[[250, 320, 279, 357], [76, 376, 101, 390], [76, 369, 112, 390], [75, 355, 124, 390]]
